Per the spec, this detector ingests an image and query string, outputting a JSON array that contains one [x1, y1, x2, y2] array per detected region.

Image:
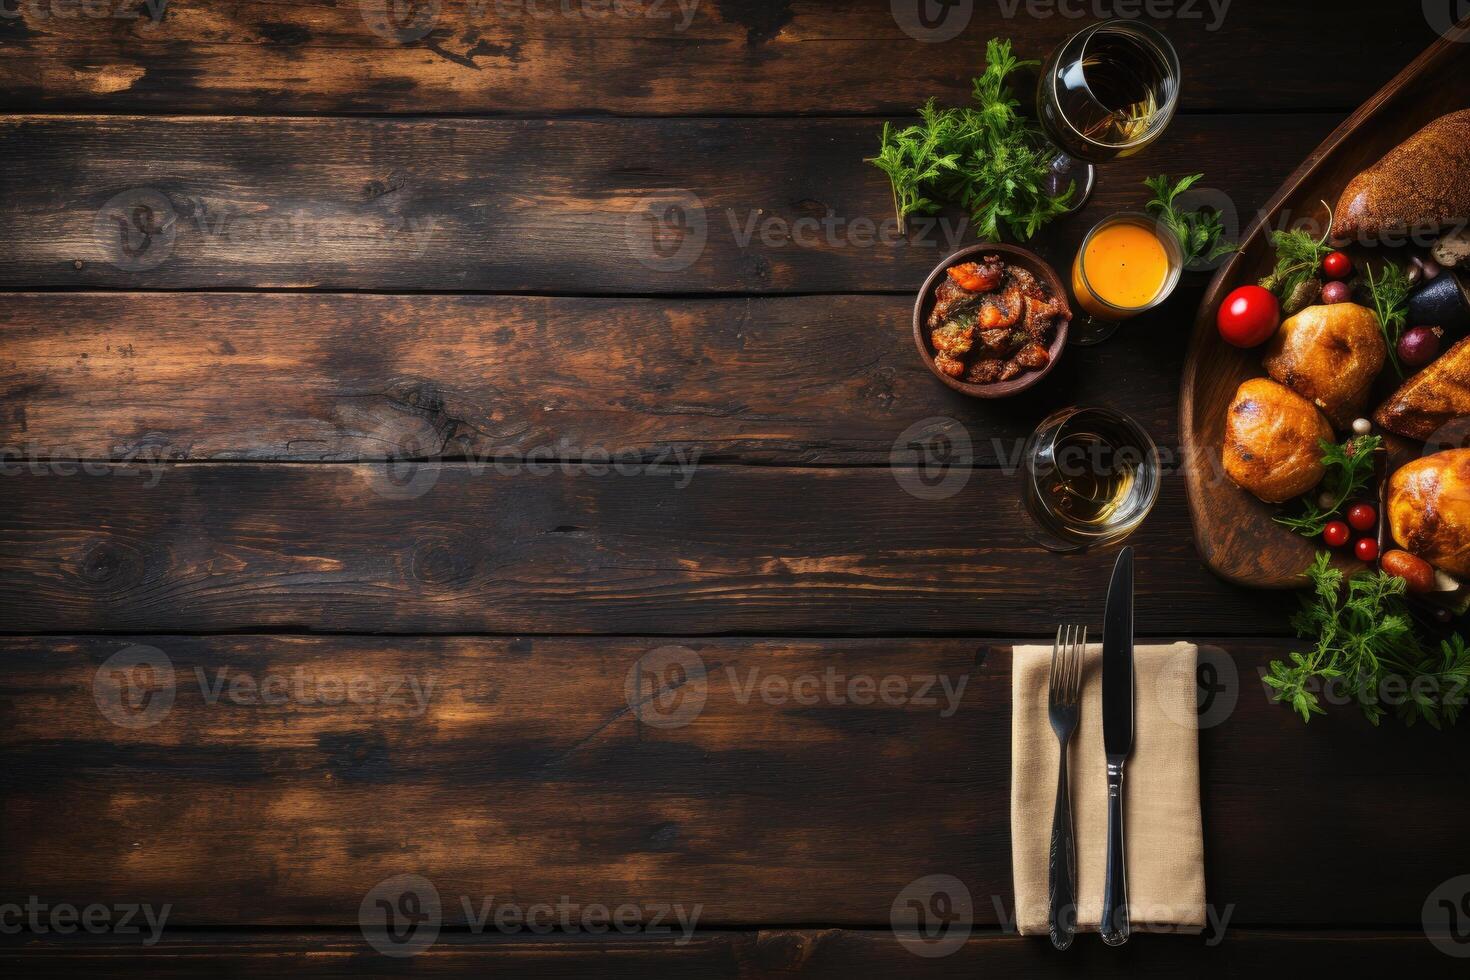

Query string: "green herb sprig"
[[867, 38, 1073, 241], [1265, 552, 1470, 727], [1273, 435, 1381, 538], [1365, 259, 1414, 378], [1143, 174, 1236, 268], [1259, 223, 1333, 301]]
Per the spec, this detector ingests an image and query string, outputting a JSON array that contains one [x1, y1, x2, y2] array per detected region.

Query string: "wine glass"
[[1036, 20, 1182, 212]]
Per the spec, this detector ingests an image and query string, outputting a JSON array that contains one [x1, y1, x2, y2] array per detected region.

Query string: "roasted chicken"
[[1388, 448, 1470, 577]]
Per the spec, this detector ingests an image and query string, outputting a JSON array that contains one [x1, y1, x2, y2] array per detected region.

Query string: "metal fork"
[[1047, 623, 1086, 950]]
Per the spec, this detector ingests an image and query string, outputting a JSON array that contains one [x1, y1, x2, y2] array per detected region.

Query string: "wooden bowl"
[[912, 243, 1071, 398]]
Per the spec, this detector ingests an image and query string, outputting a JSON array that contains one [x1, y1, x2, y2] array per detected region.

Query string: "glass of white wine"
[[1023, 406, 1160, 551], [1035, 20, 1182, 212]]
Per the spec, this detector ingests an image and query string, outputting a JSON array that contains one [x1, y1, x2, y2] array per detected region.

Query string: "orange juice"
[[1072, 217, 1174, 319]]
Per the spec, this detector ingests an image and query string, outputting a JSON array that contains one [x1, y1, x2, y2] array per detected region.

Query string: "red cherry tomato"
[[1322, 251, 1352, 280], [1217, 285, 1281, 348], [1346, 502, 1377, 532], [1323, 521, 1351, 547], [1354, 537, 1379, 562]]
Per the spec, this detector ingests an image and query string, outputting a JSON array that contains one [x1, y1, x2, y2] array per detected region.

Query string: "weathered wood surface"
[[0, 462, 1293, 634], [2, 637, 1465, 927], [0, 930, 1457, 978], [0, 114, 1325, 292], [0, 288, 1197, 464], [0, 1, 1435, 115]]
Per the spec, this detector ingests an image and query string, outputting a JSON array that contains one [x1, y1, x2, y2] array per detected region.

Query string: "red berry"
[[1346, 502, 1377, 532], [1323, 521, 1351, 547], [1355, 537, 1379, 562], [1323, 251, 1352, 279]]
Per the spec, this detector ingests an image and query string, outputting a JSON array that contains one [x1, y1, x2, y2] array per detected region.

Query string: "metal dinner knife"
[[1100, 546, 1134, 946]]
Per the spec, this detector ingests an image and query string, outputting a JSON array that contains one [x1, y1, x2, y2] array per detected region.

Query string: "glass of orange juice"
[[1069, 212, 1183, 345]]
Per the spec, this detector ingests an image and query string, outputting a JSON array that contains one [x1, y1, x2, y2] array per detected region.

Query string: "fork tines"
[[1050, 624, 1086, 707]]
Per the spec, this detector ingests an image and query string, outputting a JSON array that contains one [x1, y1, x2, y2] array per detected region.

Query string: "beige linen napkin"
[[1011, 642, 1205, 935]]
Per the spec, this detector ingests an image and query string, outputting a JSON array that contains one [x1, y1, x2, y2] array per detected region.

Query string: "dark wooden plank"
[[0, 114, 1327, 292], [0, 462, 1292, 634], [0, 287, 1199, 465], [2, 637, 1466, 927], [0, 930, 1458, 978], [0, 1, 1437, 114]]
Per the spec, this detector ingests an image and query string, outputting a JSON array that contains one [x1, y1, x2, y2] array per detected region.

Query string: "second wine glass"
[[1035, 20, 1182, 211]]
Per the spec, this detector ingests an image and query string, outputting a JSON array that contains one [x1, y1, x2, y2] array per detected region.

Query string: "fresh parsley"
[[867, 37, 1073, 241], [1143, 174, 1236, 269], [1273, 435, 1382, 538], [1266, 552, 1470, 728], [1259, 224, 1334, 315], [1365, 259, 1414, 378]]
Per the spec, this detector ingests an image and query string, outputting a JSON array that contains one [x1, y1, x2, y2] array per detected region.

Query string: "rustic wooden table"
[[2, 2, 1469, 975]]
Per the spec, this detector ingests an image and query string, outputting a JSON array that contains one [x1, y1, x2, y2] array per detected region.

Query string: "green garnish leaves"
[[1365, 259, 1414, 378], [1143, 173, 1236, 269], [1273, 435, 1382, 538], [1266, 552, 1470, 727], [1259, 225, 1332, 300], [866, 38, 1073, 241]]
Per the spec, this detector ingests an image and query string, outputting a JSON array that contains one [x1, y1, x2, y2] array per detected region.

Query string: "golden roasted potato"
[[1263, 303, 1386, 428], [1223, 378, 1333, 503]]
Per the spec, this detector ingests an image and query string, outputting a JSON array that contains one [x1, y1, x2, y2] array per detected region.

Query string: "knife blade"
[[1100, 545, 1134, 946]]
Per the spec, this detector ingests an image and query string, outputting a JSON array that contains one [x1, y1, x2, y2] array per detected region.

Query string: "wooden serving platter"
[[1181, 15, 1470, 589]]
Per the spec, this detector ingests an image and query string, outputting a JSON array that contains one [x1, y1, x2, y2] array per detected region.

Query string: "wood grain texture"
[[0, 930, 1457, 978], [0, 288, 1198, 464], [0, 1, 1436, 115], [1181, 20, 1470, 587], [3, 637, 1468, 928], [0, 462, 1293, 634], [0, 114, 1327, 292]]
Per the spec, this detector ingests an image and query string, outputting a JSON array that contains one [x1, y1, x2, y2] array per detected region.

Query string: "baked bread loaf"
[[1334, 109, 1470, 240], [1388, 449, 1470, 577], [1223, 378, 1333, 503], [1263, 303, 1386, 428], [1375, 335, 1470, 441]]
